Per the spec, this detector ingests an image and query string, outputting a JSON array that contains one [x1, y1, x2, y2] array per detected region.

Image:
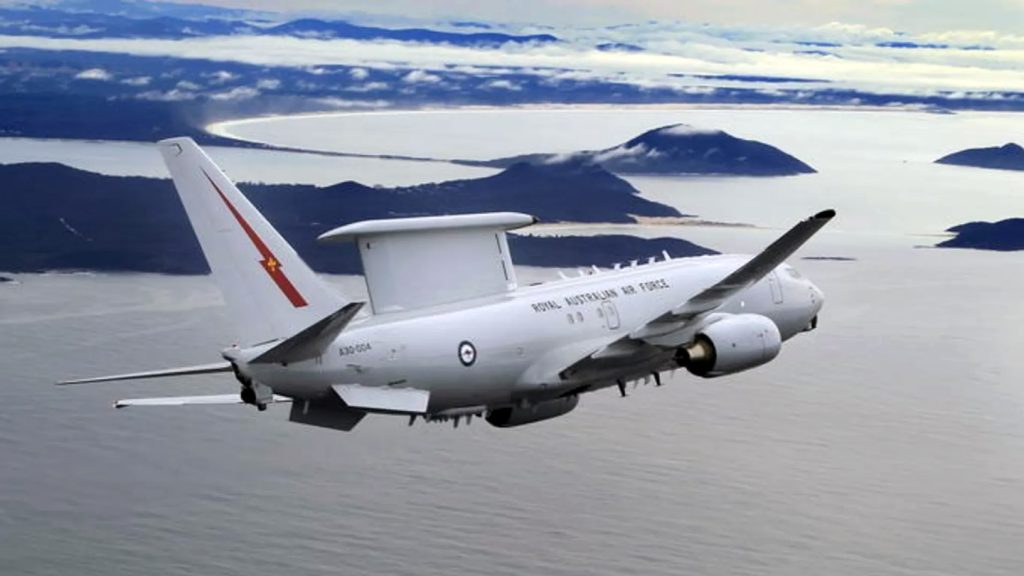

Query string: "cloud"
[[175, 80, 202, 90], [314, 97, 392, 108], [482, 78, 521, 90], [256, 78, 281, 89], [74, 67, 112, 81], [210, 86, 261, 100], [1, 26, 1024, 97], [205, 70, 237, 84], [346, 81, 390, 92], [349, 67, 369, 80], [402, 69, 442, 83], [120, 75, 151, 86], [136, 88, 197, 101]]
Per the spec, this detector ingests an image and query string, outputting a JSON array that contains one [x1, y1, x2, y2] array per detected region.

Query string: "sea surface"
[[4, 107, 1024, 575]]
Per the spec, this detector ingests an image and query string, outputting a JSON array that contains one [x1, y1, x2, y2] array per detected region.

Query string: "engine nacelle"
[[676, 313, 782, 378], [486, 396, 579, 428]]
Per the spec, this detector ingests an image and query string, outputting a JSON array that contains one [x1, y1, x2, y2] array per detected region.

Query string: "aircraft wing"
[[630, 209, 834, 340], [114, 394, 291, 408], [332, 384, 430, 414], [562, 209, 834, 378]]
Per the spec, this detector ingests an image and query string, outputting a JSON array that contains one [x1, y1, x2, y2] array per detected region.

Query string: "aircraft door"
[[768, 271, 784, 304], [602, 301, 621, 330]]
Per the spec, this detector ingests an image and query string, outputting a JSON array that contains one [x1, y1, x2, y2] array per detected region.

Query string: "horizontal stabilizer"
[[332, 384, 429, 414], [252, 302, 365, 364], [58, 361, 233, 385], [114, 394, 291, 408]]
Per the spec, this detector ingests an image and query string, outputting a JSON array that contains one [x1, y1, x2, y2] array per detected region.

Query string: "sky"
[[162, 0, 1024, 35]]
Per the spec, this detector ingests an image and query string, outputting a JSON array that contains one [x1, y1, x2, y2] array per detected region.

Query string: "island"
[[0, 161, 716, 275], [935, 143, 1024, 172], [468, 124, 816, 176], [936, 219, 1024, 251]]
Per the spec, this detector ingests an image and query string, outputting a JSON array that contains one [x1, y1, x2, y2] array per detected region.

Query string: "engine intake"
[[676, 314, 782, 377], [486, 396, 579, 428]]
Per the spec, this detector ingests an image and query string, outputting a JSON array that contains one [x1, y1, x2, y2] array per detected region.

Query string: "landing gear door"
[[602, 301, 621, 330], [768, 271, 784, 304]]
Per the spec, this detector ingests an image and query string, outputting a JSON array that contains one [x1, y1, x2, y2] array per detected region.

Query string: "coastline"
[[206, 102, 963, 147]]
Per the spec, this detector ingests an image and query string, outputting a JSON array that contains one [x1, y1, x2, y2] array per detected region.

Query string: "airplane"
[[58, 137, 832, 432]]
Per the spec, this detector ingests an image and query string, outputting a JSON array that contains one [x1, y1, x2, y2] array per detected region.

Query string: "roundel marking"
[[458, 341, 477, 367]]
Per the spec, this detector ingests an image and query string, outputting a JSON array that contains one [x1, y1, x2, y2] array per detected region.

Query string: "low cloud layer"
[[1, 15, 1023, 100]]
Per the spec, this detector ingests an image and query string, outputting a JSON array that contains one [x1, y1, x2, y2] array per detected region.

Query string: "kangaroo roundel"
[[458, 341, 477, 367]]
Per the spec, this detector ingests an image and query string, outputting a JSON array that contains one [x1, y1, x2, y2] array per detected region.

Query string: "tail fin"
[[159, 137, 345, 345]]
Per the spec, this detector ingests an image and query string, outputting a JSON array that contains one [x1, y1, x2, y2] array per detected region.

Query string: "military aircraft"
[[59, 137, 831, 431]]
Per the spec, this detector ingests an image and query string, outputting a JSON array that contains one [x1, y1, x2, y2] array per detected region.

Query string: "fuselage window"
[[567, 313, 575, 324], [576, 311, 584, 323]]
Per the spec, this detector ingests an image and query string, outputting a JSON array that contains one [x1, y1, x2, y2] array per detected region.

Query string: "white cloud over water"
[[74, 67, 112, 80], [1, 16, 1023, 97]]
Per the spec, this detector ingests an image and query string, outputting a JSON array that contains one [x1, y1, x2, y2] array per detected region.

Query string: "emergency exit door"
[[602, 301, 621, 330]]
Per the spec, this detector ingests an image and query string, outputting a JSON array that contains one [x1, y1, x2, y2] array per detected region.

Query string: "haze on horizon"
[[158, 0, 1024, 35]]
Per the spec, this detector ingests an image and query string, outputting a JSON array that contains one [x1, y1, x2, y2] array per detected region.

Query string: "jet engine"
[[676, 314, 781, 378], [486, 396, 579, 428]]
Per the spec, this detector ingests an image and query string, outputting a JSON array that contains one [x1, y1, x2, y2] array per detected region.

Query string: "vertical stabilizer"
[[159, 137, 344, 345]]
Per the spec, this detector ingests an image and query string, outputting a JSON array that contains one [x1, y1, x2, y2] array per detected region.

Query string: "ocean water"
[[4, 107, 1024, 575], [212, 107, 1024, 247]]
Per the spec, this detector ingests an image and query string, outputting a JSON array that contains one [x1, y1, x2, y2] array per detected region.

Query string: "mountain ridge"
[[935, 143, 1024, 172], [467, 124, 816, 176], [937, 218, 1024, 251], [0, 161, 715, 275]]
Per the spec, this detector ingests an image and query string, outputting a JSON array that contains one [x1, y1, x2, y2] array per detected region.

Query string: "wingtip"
[[814, 209, 836, 220]]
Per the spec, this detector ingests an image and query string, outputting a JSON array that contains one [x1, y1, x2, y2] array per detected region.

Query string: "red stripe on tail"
[[202, 170, 308, 308]]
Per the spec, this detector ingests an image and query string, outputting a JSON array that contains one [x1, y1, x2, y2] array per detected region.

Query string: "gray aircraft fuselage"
[[246, 254, 822, 412]]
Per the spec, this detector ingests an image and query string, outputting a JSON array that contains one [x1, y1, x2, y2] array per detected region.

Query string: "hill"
[[935, 143, 1024, 172], [0, 162, 714, 274], [937, 219, 1024, 251], [473, 124, 816, 176]]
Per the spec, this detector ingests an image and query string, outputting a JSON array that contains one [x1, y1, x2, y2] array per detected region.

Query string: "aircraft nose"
[[809, 282, 825, 314], [801, 281, 824, 332]]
